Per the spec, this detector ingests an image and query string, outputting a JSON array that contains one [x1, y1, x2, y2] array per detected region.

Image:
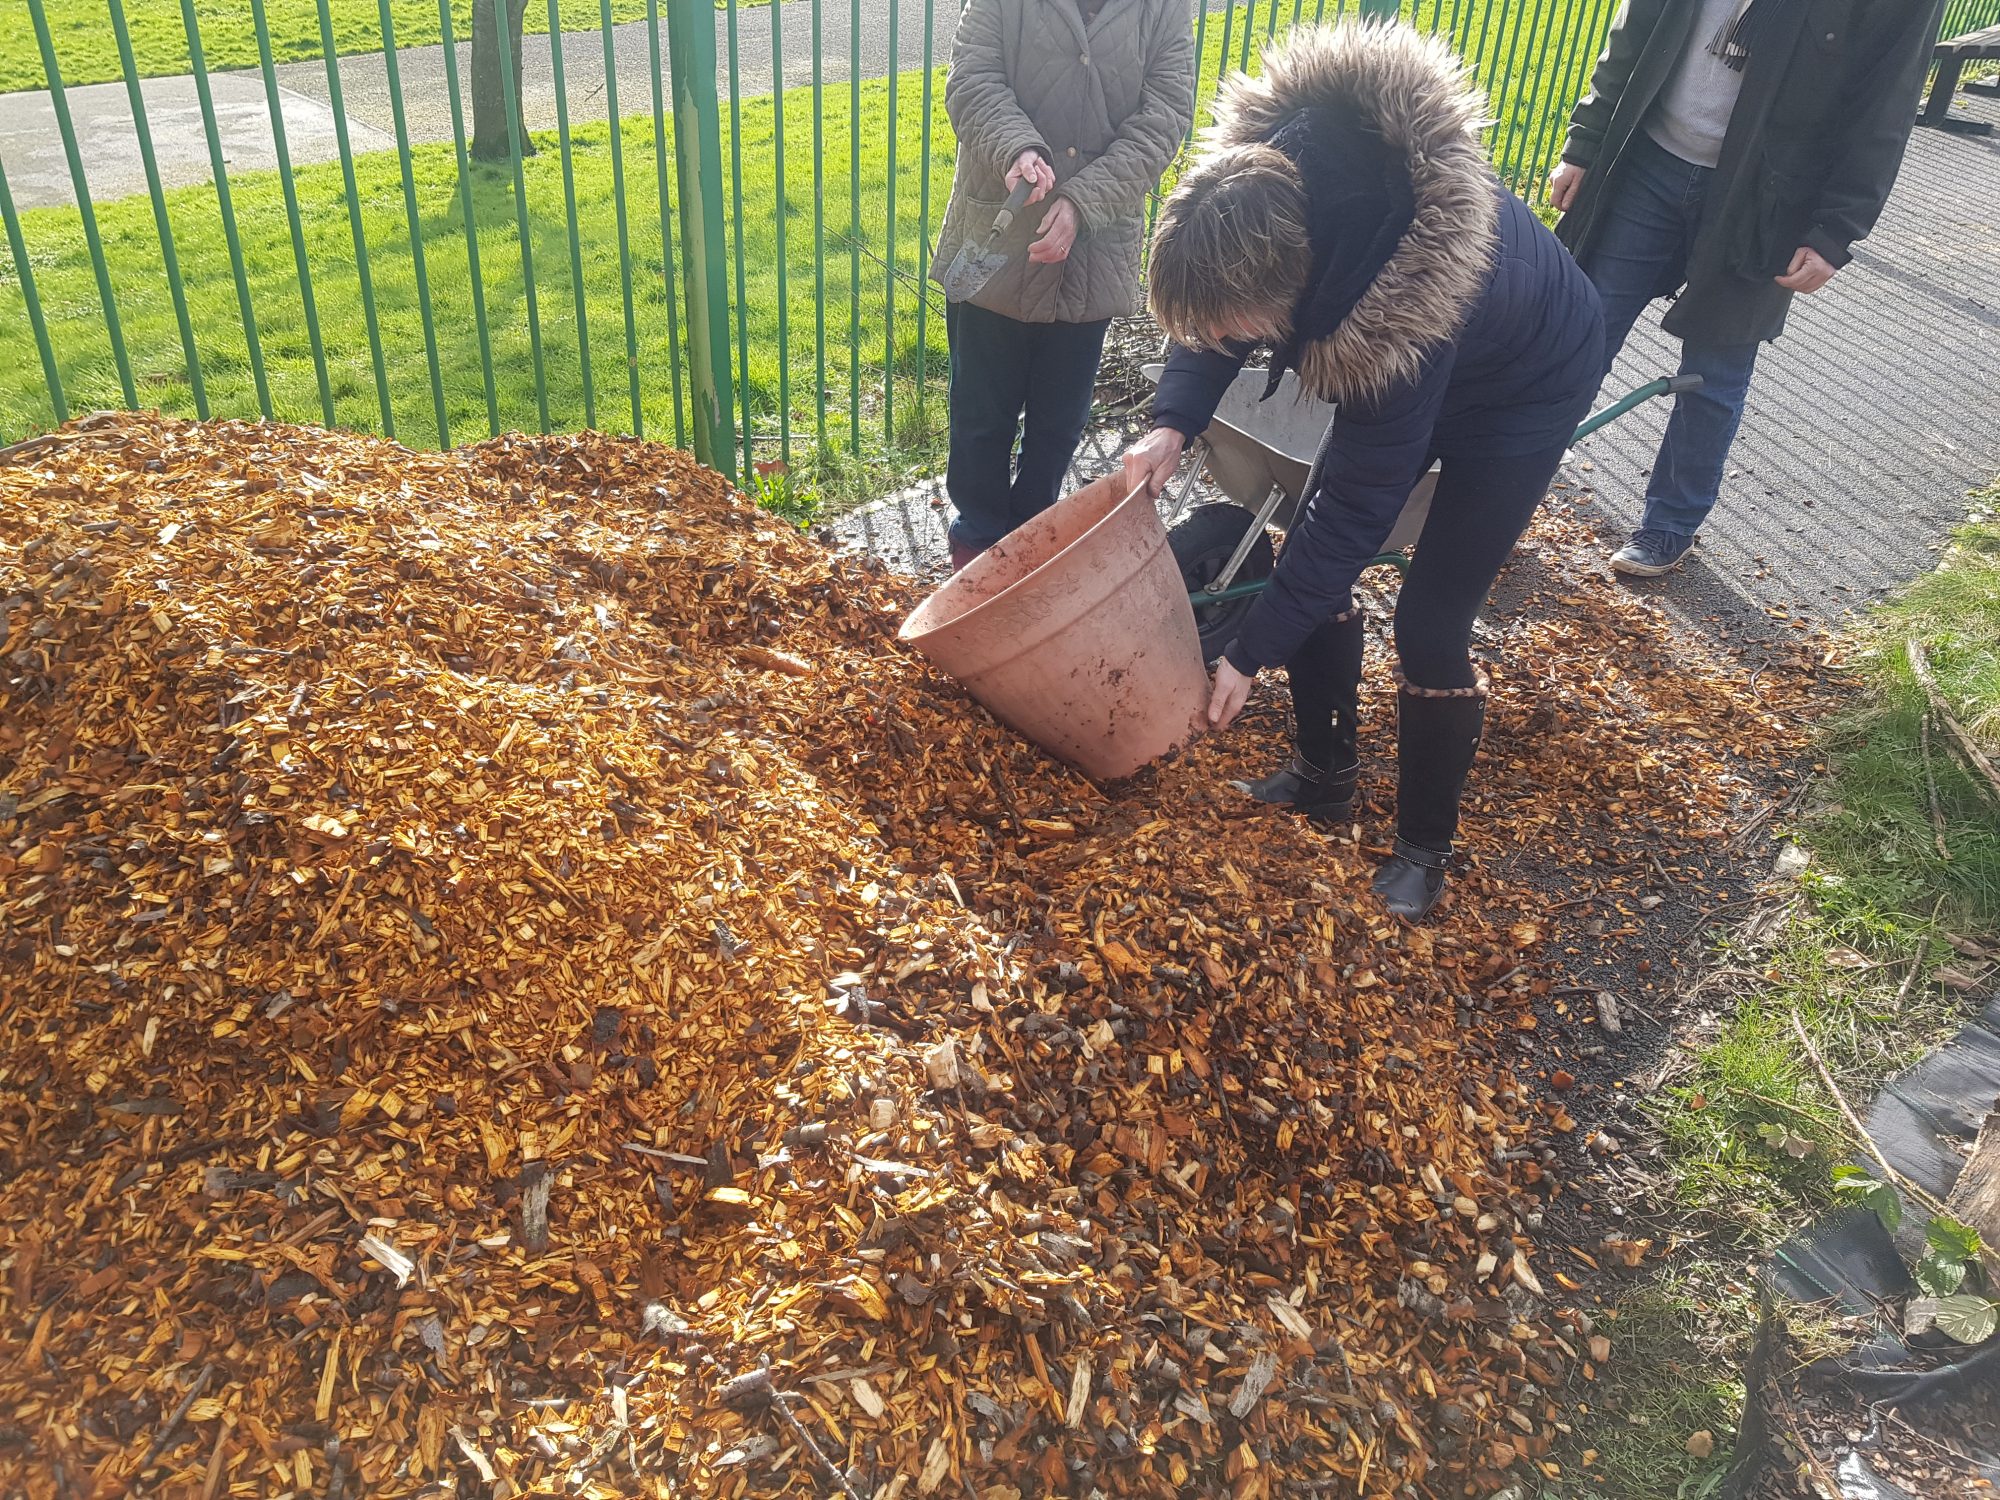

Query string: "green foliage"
[[1935, 1292, 1998, 1345], [1827, 1175, 1996, 1338], [746, 460, 822, 529], [1915, 1251, 1966, 1297], [1812, 511, 2000, 926], [1831, 1165, 1903, 1234], [1927, 1214, 1985, 1263], [1914, 1215, 1984, 1298]]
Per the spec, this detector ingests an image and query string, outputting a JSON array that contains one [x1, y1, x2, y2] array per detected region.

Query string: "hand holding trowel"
[[942, 177, 1036, 302]]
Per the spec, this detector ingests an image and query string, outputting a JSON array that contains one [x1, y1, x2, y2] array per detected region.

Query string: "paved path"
[[838, 95, 2000, 644], [0, 72, 398, 209]]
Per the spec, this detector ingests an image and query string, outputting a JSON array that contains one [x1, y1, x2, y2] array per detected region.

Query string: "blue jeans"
[[1580, 131, 1760, 539]]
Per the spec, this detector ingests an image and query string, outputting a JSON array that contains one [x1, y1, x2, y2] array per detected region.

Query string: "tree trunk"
[[470, 0, 534, 162]]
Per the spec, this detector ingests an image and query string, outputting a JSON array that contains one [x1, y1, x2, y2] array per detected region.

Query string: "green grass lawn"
[[2, 63, 955, 475], [1, 0, 1612, 489]]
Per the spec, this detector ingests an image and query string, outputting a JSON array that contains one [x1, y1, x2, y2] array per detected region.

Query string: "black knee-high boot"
[[1373, 684, 1485, 920], [1230, 608, 1364, 822]]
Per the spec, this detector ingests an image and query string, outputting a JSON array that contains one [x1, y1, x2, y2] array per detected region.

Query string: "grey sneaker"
[[1610, 528, 1696, 577]]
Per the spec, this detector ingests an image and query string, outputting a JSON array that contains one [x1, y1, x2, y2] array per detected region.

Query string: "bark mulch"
[[1, 413, 1826, 1498]]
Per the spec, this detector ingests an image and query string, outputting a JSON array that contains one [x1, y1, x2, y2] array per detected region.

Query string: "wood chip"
[[1227, 1349, 1282, 1420], [1065, 1355, 1092, 1429]]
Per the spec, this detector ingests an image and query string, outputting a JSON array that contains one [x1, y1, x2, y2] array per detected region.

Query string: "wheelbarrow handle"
[[1571, 373, 1704, 442]]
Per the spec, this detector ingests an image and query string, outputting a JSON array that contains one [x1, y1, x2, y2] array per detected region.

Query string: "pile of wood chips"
[[1, 414, 1812, 1499]]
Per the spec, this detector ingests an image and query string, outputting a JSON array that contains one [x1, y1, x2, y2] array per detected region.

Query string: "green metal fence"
[[1, 0, 1993, 479]]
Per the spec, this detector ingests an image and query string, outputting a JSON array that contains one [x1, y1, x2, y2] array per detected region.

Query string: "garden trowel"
[[942, 179, 1035, 302]]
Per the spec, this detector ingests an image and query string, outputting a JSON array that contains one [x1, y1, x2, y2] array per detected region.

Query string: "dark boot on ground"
[[1373, 838, 1452, 920], [948, 537, 986, 573], [1373, 686, 1486, 922], [1284, 609, 1365, 774], [1229, 608, 1366, 823], [1231, 754, 1360, 823]]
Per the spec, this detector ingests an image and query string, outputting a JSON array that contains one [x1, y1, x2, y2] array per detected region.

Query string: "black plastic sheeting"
[[1721, 996, 2000, 1493], [1768, 995, 2000, 1329]]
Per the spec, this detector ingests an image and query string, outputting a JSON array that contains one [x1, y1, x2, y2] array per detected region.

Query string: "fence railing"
[[2, 0, 1994, 482]]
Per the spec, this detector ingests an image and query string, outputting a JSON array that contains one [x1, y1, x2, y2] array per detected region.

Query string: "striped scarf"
[[1709, 0, 1791, 71]]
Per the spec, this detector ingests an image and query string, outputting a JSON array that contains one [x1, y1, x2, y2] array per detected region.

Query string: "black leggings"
[[1286, 439, 1569, 765]]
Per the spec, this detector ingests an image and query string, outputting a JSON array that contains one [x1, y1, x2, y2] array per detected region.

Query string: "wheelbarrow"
[[1142, 362, 1704, 662]]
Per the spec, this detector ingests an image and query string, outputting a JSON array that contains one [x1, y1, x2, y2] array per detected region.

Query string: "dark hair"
[[1148, 143, 1312, 351]]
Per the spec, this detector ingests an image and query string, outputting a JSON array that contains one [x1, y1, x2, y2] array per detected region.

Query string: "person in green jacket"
[[1551, 0, 1943, 577], [931, 0, 1195, 571]]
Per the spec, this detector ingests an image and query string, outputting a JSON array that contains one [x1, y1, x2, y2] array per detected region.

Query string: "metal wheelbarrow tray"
[[1140, 361, 1701, 663]]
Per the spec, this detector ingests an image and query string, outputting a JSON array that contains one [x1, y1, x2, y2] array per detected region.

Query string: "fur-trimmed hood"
[[1209, 22, 1498, 405]]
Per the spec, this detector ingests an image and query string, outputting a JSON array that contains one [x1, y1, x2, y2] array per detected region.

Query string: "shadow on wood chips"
[[0, 413, 1834, 1498]]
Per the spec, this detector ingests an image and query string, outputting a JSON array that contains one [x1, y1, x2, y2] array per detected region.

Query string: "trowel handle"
[[991, 177, 1034, 234]]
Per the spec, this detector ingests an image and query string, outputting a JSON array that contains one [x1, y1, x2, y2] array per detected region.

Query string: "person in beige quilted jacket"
[[931, 0, 1194, 569]]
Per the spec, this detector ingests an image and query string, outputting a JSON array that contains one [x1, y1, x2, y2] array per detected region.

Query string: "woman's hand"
[[1006, 149, 1056, 205], [1208, 659, 1254, 729], [1028, 198, 1079, 264], [1121, 426, 1186, 498], [1547, 161, 1586, 213]]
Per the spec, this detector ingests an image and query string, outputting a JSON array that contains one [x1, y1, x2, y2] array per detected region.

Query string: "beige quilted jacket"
[[931, 0, 1195, 324]]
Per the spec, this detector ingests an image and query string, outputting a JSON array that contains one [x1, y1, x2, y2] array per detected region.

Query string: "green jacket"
[[931, 0, 1195, 324], [1555, 0, 1944, 344]]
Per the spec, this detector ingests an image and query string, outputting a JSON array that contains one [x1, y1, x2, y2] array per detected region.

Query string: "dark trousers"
[[945, 301, 1111, 551], [1285, 439, 1574, 849], [1389, 441, 1575, 688]]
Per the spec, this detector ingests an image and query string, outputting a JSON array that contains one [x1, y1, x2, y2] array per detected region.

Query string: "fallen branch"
[[1907, 639, 2000, 809], [1729, 1088, 1838, 1130], [0, 430, 85, 466], [1787, 1010, 1948, 1219], [1919, 713, 1952, 862]]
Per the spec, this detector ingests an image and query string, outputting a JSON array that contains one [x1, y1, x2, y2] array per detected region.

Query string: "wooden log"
[[1944, 1103, 2000, 1248]]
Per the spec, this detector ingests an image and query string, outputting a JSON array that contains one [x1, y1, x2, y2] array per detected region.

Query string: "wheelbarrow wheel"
[[1169, 504, 1276, 667]]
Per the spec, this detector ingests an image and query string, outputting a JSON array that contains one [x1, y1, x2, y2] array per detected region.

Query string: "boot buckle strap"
[[1288, 754, 1359, 787], [1391, 837, 1452, 870]]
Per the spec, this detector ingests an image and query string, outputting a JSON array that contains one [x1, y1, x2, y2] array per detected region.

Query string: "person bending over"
[[1124, 21, 1603, 920]]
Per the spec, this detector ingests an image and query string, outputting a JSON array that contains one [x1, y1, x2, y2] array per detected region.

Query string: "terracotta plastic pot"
[[899, 475, 1210, 781]]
